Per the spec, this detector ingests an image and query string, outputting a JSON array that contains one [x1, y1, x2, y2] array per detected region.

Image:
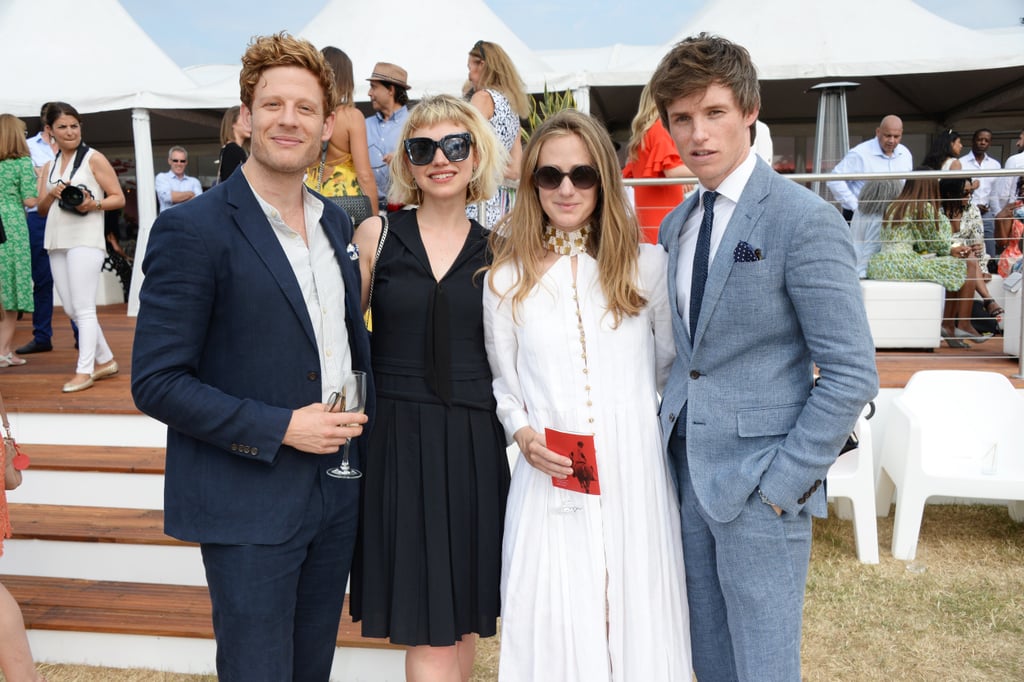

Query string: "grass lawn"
[[12, 504, 1023, 682]]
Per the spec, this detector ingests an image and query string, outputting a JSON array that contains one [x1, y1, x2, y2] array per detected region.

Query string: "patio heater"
[[810, 82, 859, 200]]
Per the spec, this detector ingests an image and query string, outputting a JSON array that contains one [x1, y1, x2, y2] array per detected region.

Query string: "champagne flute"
[[325, 370, 366, 480]]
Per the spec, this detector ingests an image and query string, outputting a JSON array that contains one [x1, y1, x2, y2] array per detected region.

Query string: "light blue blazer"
[[659, 158, 878, 522]]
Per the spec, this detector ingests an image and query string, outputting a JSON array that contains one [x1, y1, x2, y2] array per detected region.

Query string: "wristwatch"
[[95, 198, 103, 211]]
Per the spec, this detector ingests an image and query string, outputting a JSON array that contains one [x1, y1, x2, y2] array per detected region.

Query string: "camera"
[[58, 181, 92, 213]]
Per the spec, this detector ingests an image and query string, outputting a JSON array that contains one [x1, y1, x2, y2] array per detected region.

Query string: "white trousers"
[[49, 247, 114, 375]]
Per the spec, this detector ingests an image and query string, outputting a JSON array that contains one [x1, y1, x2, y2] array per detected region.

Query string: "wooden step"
[[26, 444, 165, 474], [2, 575, 399, 649], [9, 503, 188, 546]]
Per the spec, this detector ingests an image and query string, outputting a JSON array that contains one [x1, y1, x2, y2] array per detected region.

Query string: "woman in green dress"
[[867, 173, 986, 347], [0, 114, 38, 367]]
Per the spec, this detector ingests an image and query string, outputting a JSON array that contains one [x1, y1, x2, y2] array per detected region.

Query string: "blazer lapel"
[[225, 176, 318, 348], [692, 160, 771, 346], [663, 193, 700, 354]]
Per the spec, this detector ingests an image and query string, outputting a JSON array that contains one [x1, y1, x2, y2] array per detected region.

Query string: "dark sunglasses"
[[533, 165, 600, 191], [473, 40, 486, 60], [170, 159, 187, 163], [404, 133, 473, 166]]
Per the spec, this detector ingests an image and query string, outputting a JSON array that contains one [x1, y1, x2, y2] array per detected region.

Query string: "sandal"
[[0, 353, 26, 367], [983, 298, 1004, 317]]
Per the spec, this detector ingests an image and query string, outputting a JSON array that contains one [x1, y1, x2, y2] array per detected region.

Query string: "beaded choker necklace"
[[543, 224, 590, 256]]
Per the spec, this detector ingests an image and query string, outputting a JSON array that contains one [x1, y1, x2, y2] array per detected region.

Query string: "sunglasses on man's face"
[[533, 165, 600, 191], [404, 133, 473, 166]]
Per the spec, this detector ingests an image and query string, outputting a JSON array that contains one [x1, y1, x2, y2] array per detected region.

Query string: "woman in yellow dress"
[[305, 46, 377, 220]]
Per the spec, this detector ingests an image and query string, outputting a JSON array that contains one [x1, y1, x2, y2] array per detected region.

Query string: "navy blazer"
[[132, 169, 374, 544], [659, 158, 878, 522]]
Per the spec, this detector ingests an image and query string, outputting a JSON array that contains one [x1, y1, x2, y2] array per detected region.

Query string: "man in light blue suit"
[[650, 34, 878, 681], [132, 34, 372, 681]]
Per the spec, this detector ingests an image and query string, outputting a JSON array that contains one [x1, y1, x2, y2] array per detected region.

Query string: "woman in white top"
[[483, 109, 691, 681], [36, 102, 124, 393]]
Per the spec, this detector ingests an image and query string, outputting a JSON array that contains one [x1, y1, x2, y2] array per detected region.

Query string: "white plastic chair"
[[876, 370, 1024, 560], [827, 413, 879, 563]]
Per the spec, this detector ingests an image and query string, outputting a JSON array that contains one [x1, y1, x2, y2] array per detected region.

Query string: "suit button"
[[243, 445, 251, 454], [798, 495, 807, 504], [251, 447, 259, 456], [230, 443, 238, 452], [669, 413, 676, 422], [307, 372, 318, 381], [813, 479, 822, 490], [689, 370, 700, 379]]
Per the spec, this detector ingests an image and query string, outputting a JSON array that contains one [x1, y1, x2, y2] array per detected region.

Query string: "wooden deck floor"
[[1, 304, 1021, 416]]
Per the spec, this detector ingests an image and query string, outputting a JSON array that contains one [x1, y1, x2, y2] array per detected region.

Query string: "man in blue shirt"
[[154, 146, 203, 213], [364, 62, 410, 212]]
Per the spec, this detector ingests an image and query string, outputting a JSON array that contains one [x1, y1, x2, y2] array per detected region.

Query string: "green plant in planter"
[[522, 86, 577, 144]]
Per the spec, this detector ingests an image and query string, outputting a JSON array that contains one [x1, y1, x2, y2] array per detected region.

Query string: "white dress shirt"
[[960, 152, 1001, 213], [675, 150, 758, 331], [249, 183, 352, 402], [994, 151, 1023, 214], [827, 137, 913, 212]]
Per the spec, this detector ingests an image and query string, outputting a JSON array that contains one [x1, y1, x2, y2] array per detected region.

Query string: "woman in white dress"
[[483, 109, 692, 681]]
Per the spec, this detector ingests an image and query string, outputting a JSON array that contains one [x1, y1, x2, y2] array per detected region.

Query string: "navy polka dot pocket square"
[[733, 240, 762, 263]]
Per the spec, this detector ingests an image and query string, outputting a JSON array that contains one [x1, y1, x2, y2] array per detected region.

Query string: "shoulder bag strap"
[[367, 214, 389, 310], [68, 143, 90, 182], [317, 141, 328, 192]]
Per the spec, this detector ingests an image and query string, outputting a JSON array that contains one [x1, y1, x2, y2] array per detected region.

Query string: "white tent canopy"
[[0, 0, 209, 314], [553, 0, 1024, 127], [296, 0, 570, 99], [660, 0, 1024, 79], [0, 0, 197, 116]]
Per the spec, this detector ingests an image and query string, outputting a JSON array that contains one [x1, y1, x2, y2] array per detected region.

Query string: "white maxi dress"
[[483, 244, 692, 681]]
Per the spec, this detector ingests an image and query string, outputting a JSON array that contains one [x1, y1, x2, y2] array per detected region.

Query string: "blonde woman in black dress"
[[351, 94, 510, 682]]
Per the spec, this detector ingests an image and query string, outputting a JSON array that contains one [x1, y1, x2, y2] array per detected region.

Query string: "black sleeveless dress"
[[351, 209, 511, 646]]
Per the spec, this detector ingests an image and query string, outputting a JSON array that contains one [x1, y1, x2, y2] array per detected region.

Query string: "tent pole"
[[572, 86, 590, 115], [128, 108, 156, 317]]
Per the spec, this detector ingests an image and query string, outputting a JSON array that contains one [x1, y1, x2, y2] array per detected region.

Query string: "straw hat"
[[366, 62, 410, 90]]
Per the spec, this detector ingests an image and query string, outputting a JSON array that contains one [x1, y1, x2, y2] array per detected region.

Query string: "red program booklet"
[[544, 428, 600, 496]]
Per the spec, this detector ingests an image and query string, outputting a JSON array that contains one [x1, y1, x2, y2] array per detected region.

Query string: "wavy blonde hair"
[[468, 40, 529, 118], [487, 109, 644, 327], [387, 94, 507, 207], [626, 83, 660, 163]]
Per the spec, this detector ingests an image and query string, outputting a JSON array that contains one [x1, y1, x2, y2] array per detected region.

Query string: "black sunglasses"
[[533, 165, 600, 191], [473, 40, 486, 60], [404, 133, 473, 166]]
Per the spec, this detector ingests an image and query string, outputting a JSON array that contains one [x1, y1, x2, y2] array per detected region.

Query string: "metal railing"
[[624, 167, 1024, 378]]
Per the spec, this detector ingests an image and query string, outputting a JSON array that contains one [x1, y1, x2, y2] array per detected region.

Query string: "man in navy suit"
[[132, 34, 372, 681], [651, 35, 878, 681]]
